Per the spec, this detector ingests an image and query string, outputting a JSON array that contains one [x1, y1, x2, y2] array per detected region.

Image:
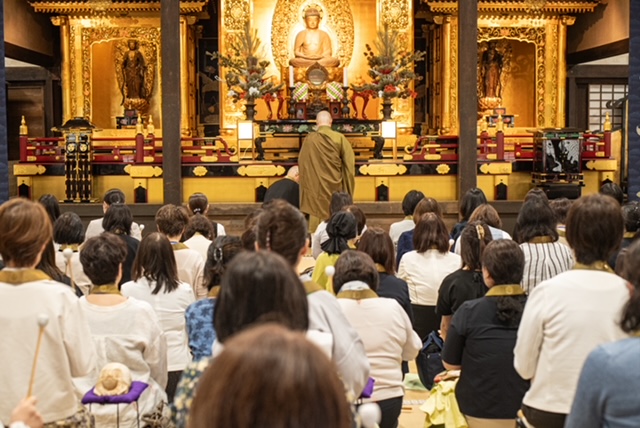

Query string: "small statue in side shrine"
[[118, 40, 149, 111], [481, 42, 503, 99], [289, 8, 340, 68]]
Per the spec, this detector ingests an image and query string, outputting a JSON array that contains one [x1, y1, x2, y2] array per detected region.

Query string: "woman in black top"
[[442, 240, 529, 428], [437, 221, 492, 339]]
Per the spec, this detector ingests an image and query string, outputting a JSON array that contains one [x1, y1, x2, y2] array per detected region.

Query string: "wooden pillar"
[[457, 0, 478, 198], [628, 0, 640, 200], [0, 0, 8, 203], [162, 0, 183, 205]]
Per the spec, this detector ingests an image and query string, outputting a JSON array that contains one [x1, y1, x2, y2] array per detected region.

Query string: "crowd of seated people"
[[2, 185, 640, 428]]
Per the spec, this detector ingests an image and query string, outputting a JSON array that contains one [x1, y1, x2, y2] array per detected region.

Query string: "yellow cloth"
[[421, 379, 468, 428], [299, 126, 355, 220], [311, 252, 340, 294]]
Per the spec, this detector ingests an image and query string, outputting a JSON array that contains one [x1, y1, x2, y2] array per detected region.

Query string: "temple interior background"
[[1, 0, 636, 232]]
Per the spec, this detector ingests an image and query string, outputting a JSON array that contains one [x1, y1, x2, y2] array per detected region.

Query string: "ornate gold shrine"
[[425, 0, 598, 134], [31, 0, 208, 136], [220, 0, 415, 129]]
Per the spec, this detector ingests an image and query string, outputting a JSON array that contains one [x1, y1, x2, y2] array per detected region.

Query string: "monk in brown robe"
[[299, 111, 355, 230]]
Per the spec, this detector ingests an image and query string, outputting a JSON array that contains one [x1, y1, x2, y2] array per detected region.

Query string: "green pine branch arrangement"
[[351, 24, 425, 101], [208, 22, 283, 103]]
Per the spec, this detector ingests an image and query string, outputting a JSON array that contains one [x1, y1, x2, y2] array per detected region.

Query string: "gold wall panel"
[[354, 176, 376, 202], [183, 178, 260, 203]]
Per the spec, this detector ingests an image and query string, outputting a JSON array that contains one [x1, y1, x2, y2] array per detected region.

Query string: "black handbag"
[[416, 330, 445, 390]]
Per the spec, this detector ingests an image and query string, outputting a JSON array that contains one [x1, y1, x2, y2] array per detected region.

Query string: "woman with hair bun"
[[442, 239, 529, 427], [187, 193, 226, 237]]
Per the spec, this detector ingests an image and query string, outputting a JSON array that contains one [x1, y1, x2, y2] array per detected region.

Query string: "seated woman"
[[514, 194, 628, 428], [102, 203, 139, 285], [189, 324, 351, 428], [182, 213, 216, 262], [514, 198, 573, 293], [442, 240, 529, 428], [53, 211, 92, 295], [357, 228, 413, 323], [334, 250, 421, 428], [172, 251, 310, 427], [453, 204, 509, 254], [397, 213, 461, 339], [0, 199, 96, 426], [121, 233, 195, 403], [187, 192, 225, 237], [77, 233, 168, 427], [185, 236, 242, 361], [396, 197, 443, 268], [566, 239, 640, 427], [312, 191, 352, 259], [312, 211, 357, 292], [437, 221, 492, 339], [450, 188, 487, 242]]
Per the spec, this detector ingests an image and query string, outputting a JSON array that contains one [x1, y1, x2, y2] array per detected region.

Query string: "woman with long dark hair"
[[442, 240, 529, 427], [121, 232, 195, 402]]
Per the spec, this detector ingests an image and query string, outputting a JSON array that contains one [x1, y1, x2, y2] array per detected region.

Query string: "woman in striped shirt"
[[514, 198, 574, 293]]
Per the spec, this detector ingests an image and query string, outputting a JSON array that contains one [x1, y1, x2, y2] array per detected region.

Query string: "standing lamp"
[[380, 121, 398, 160], [237, 120, 255, 159]]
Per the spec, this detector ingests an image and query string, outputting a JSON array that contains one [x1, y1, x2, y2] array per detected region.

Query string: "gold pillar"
[[180, 16, 197, 135], [557, 16, 575, 127], [440, 16, 452, 133], [52, 16, 71, 121]]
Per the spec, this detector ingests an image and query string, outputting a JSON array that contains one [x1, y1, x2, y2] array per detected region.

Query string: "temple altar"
[[17, 0, 618, 205]]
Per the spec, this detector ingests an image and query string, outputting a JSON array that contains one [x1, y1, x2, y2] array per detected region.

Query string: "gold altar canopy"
[[220, 0, 415, 129], [426, 0, 599, 134], [30, 0, 208, 135]]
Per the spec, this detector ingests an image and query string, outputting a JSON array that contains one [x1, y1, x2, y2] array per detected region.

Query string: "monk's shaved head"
[[316, 111, 332, 126]]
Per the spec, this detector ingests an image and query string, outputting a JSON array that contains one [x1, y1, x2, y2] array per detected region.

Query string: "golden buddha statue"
[[289, 8, 339, 68]]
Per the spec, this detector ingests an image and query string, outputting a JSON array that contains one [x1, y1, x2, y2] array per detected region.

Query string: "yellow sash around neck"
[[0, 269, 50, 285], [485, 284, 526, 297], [573, 261, 614, 273], [90, 283, 121, 295]]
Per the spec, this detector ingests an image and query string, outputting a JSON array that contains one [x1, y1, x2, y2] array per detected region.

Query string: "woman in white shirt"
[[78, 233, 168, 427], [121, 232, 195, 403], [335, 250, 421, 428], [514, 194, 628, 428], [0, 199, 95, 427], [398, 213, 461, 339]]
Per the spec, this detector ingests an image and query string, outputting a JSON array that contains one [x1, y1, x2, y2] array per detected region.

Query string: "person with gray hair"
[[299, 111, 355, 231]]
